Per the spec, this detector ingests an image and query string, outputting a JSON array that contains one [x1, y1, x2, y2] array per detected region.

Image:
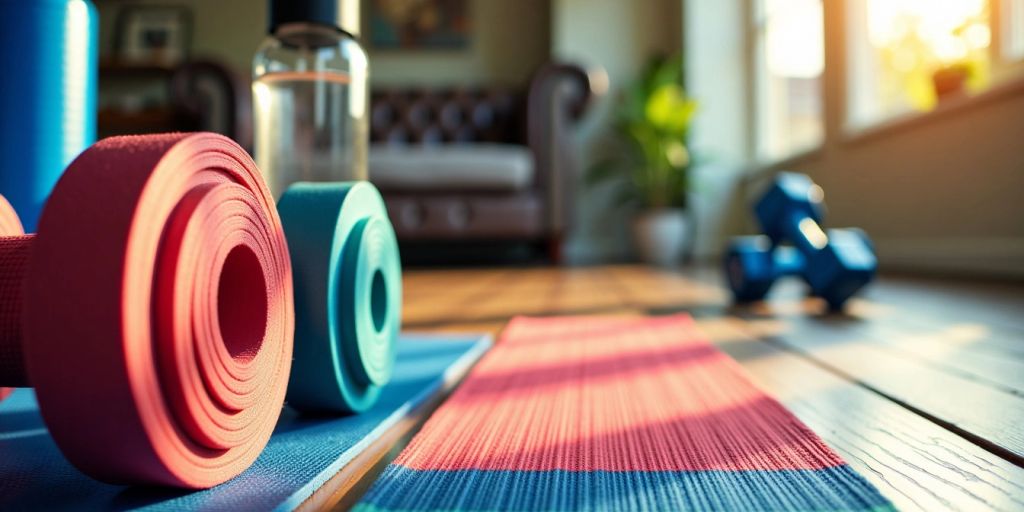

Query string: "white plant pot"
[[632, 208, 691, 267]]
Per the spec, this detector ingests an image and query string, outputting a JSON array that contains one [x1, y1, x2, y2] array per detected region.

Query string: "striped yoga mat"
[[357, 315, 893, 511]]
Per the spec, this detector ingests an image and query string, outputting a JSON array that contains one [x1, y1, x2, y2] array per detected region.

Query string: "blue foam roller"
[[278, 182, 402, 413], [0, 0, 98, 231]]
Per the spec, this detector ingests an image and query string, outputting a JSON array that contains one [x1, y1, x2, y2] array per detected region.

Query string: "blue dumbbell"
[[755, 173, 877, 310], [724, 236, 806, 302]]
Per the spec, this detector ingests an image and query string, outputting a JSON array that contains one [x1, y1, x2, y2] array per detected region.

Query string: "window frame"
[[994, 0, 1024, 71]]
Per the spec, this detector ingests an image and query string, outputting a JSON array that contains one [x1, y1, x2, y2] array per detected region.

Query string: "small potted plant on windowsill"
[[587, 55, 698, 267], [932, 60, 979, 103]]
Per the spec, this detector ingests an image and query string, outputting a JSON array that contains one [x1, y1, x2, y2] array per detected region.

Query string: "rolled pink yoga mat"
[[0, 133, 294, 488]]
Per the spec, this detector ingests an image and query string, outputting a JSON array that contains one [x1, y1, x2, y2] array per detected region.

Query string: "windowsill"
[[841, 74, 1024, 147], [747, 73, 1024, 175]]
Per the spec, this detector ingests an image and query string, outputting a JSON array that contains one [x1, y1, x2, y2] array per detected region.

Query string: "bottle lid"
[[269, 0, 359, 37]]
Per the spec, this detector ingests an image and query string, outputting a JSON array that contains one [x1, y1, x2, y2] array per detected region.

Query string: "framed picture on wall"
[[369, 0, 470, 50], [114, 5, 192, 65]]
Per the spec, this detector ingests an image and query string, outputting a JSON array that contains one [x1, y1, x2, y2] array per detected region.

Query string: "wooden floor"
[[350, 265, 1024, 511]]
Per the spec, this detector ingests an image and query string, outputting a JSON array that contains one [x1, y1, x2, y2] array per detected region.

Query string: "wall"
[[786, 90, 1024, 278], [95, 0, 550, 87], [683, 0, 752, 261], [552, 0, 682, 263], [96, 0, 265, 73], [369, 0, 551, 86]]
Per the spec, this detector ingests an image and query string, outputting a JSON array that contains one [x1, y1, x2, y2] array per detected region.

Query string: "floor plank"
[[774, 277, 1024, 369], [700, 317, 1024, 512], [869, 276, 1024, 333], [697, 274, 1024, 463]]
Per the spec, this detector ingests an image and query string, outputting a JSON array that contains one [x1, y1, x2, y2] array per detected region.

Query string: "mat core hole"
[[217, 246, 268, 363], [370, 269, 387, 333]]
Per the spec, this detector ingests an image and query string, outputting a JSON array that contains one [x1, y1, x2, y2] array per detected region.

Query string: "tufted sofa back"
[[370, 88, 526, 146]]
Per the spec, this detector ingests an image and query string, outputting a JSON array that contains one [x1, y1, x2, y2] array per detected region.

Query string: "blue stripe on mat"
[[356, 465, 895, 512]]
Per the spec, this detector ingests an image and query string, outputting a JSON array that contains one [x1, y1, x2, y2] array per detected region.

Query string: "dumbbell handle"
[[773, 245, 805, 277], [0, 235, 33, 387], [782, 210, 829, 256]]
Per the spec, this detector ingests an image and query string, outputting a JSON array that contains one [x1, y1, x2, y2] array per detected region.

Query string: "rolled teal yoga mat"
[[278, 182, 402, 413], [0, 334, 490, 511]]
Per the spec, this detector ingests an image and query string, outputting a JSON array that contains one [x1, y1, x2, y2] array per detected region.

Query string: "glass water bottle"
[[253, 0, 368, 198]]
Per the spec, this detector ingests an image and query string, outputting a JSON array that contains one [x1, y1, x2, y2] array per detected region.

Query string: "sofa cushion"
[[369, 143, 534, 192], [384, 193, 544, 239]]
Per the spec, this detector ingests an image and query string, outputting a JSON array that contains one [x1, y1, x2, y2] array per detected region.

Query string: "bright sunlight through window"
[[754, 0, 824, 161], [846, 0, 992, 130]]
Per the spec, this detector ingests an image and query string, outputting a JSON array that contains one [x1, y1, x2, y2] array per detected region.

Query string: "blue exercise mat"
[[0, 334, 490, 511]]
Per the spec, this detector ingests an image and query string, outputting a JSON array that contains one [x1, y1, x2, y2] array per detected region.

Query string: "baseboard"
[[568, 235, 1024, 280], [874, 237, 1024, 279], [564, 237, 632, 265], [690, 236, 1024, 281]]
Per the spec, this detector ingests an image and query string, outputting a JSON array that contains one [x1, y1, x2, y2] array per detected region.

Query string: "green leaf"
[[645, 84, 697, 135]]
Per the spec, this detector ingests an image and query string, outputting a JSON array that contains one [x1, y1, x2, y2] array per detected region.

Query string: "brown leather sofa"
[[369, 62, 602, 263]]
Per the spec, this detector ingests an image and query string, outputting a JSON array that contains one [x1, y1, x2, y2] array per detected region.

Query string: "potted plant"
[[932, 60, 978, 103], [587, 56, 698, 267]]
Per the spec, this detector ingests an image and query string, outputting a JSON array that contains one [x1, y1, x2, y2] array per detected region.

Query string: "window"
[[846, 0, 994, 130], [752, 0, 825, 161]]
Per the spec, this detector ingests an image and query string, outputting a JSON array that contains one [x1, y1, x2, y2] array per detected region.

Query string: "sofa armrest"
[[526, 62, 607, 236], [170, 59, 253, 151]]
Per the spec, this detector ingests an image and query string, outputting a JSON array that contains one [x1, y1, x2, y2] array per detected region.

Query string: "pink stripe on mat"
[[396, 314, 846, 472]]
